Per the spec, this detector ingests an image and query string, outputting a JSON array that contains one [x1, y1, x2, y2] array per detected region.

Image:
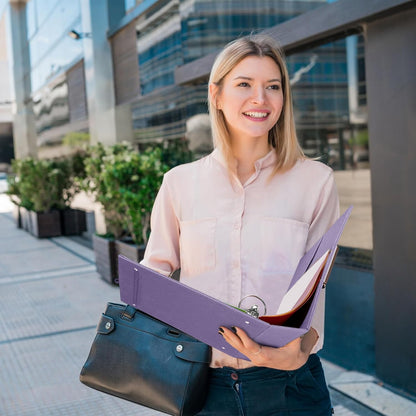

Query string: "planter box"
[[29, 210, 62, 238], [115, 238, 146, 285], [12, 205, 21, 228], [20, 207, 31, 232], [93, 234, 118, 285], [115, 238, 146, 262], [82, 211, 96, 241], [60, 208, 87, 236]]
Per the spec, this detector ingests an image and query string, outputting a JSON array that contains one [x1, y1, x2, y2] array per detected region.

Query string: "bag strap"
[[121, 304, 137, 320]]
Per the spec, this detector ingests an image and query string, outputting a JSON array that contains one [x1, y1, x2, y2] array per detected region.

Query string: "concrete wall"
[[365, 7, 416, 394], [7, 1, 37, 159], [81, 0, 133, 145]]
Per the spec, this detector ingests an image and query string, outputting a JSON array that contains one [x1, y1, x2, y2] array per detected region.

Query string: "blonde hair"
[[208, 34, 304, 174]]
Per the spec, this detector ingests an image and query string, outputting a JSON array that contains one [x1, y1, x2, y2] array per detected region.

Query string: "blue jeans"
[[197, 354, 333, 416]]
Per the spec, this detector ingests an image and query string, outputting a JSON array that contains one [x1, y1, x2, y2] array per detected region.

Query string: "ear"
[[209, 83, 221, 109]]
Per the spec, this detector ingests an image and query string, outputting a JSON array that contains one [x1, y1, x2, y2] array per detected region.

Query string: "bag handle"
[[121, 304, 137, 321]]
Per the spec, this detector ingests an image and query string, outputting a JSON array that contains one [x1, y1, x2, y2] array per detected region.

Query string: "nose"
[[250, 86, 265, 104]]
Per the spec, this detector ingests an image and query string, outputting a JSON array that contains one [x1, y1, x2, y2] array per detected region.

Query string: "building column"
[[80, 0, 133, 146], [7, 0, 37, 159], [365, 8, 416, 394]]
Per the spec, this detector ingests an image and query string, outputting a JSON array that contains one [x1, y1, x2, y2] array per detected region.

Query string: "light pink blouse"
[[141, 148, 340, 369]]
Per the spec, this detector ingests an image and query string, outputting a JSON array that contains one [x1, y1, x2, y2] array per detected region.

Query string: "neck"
[[230, 136, 270, 184]]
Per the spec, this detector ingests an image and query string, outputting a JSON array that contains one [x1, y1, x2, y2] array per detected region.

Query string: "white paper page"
[[275, 250, 330, 315]]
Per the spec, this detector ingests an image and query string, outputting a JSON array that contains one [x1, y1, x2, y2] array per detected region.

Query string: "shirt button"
[[231, 372, 239, 381]]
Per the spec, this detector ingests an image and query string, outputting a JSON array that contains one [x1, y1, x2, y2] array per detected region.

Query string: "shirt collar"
[[211, 147, 277, 171]]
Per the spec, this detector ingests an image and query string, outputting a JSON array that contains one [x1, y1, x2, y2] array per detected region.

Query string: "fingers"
[[218, 326, 244, 350], [218, 327, 308, 370], [219, 326, 264, 359]]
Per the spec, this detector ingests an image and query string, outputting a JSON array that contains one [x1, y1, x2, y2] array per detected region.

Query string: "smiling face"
[[211, 55, 284, 147]]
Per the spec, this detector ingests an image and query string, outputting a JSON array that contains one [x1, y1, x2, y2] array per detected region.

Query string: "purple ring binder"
[[119, 206, 352, 360]]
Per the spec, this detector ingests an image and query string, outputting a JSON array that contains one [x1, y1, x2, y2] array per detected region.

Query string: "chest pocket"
[[179, 218, 216, 277], [261, 217, 309, 275]]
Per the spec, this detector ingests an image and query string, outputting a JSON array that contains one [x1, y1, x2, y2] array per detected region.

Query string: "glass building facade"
[[136, 0, 328, 95], [289, 37, 368, 170], [131, 1, 370, 250], [289, 35, 370, 250], [26, 0, 83, 93], [132, 0, 328, 143], [25, 0, 83, 135], [21, 0, 370, 249]]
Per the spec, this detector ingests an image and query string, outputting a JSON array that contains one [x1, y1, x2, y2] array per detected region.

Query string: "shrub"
[[81, 143, 168, 244], [80, 142, 135, 239], [115, 147, 168, 245], [7, 153, 86, 213], [8, 158, 68, 212]]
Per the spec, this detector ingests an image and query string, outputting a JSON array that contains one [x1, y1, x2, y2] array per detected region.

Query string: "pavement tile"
[[50, 237, 96, 263], [331, 381, 416, 416], [0, 264, 96, 285], [0, 329, 163, 416], [0, 272, 121, 343], [0, 229, 55, 254], [0, 245, 88, 278], [333, 405, 361, 416], [330, 371, 376, 384]]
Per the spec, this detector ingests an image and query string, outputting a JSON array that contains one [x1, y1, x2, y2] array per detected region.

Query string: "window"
[[289, 35, 372, 253]]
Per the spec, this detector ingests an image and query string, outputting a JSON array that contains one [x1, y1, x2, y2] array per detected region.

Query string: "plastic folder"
[[119, 206, 352, 360]]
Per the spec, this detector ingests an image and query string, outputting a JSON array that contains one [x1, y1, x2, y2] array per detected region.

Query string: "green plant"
[[118, 148, 168, 245], [140, 138, 193, 168], [6, 169, 26, 207], [80, 142, 134, 238], [349, 130, 369, 148], [8, 158, 70, 212], [80, 142, 168, 244], [62, 150, 88, 207], [7, 154, 85, 213]]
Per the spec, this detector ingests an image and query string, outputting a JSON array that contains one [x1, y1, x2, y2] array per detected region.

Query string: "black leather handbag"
[[80, 302, 212, 416]]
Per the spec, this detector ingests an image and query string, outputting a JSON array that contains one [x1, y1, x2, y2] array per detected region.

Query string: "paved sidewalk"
[[0, 194, 415, 416]]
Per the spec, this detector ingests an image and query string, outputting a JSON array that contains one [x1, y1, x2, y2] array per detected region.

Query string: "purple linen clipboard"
[[119, 206, 352, 360]]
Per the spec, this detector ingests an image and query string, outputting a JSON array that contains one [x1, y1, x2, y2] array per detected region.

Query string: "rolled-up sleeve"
[[140, 174, 181, 276]]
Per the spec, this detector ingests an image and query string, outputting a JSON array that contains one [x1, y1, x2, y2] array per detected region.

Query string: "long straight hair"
[[208, 34, 305, 175]]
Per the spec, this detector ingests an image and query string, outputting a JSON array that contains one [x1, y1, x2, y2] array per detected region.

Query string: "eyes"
[[237, 82, 281, 91]]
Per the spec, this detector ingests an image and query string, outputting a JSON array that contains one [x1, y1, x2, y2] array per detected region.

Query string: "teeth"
[[244, 112, 268, 118]]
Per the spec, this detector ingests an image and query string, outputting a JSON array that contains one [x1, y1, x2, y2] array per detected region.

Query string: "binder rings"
[[119, 206, 352, 360]]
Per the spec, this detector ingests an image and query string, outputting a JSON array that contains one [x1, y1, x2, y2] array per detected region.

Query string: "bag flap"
[[97, 314, 115, 334], [174, 341, 211, 364]]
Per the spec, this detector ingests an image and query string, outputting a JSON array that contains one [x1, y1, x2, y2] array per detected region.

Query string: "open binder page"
[[258, 250, 330, 326], [277, 250, 330, 315]]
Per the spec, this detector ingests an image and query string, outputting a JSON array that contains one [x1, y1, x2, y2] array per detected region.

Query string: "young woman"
[[141, 34, 339, 415]]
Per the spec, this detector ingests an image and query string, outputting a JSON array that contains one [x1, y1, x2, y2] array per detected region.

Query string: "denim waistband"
[[209, 353, 320, 383]]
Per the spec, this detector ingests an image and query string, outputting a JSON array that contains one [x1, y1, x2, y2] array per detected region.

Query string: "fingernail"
[[231, 327, 237, 334], [218, 327, 224, 333], [218, 330, 224, 337]]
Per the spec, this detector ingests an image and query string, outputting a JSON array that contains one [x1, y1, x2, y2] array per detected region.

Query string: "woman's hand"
[[218, 326, 319, 370]]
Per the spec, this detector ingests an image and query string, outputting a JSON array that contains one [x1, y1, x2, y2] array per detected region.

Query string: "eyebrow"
[[233, 76, 281, 83]]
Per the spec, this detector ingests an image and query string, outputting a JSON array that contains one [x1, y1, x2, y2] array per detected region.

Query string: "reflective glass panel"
[[289, 35, 371, 251], [27, 0, 82, 92]]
